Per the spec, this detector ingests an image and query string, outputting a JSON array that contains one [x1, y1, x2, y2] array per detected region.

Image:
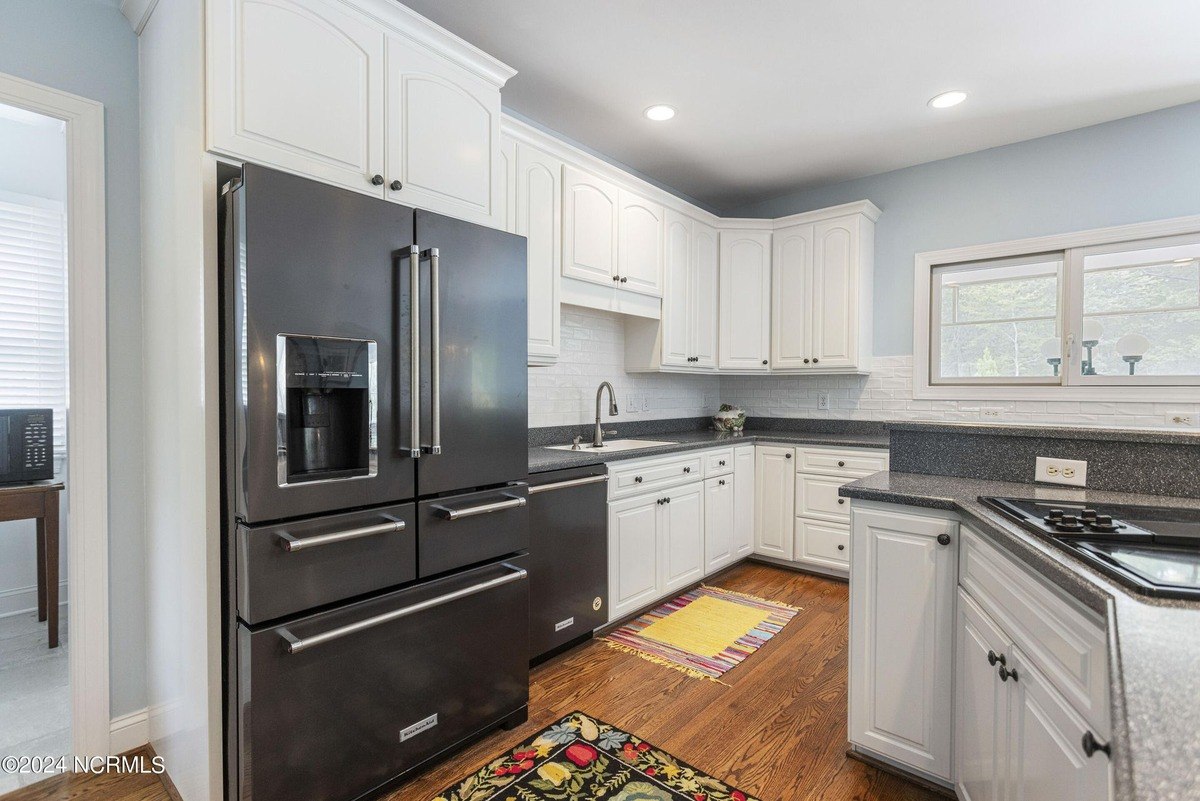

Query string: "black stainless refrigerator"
[[219, 164, 530, 801]]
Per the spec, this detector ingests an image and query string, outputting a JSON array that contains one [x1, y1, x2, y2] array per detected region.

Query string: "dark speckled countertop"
[[839, 471, 1200, 801], [528, 429, 889, 474]]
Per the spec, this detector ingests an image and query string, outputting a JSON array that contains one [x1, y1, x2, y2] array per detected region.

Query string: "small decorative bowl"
[[712, 405, 747, 433]]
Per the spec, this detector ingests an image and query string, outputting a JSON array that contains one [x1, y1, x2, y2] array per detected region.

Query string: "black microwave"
[[0, 409, 54, 484]]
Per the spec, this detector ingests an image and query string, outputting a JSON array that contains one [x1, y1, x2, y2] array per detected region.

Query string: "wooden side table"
[[0, 482, 65, 648]]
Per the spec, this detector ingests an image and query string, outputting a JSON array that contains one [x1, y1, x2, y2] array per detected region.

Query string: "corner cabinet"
[[207, 0, 514, 227], [719, 228, 772, 371], [849, 503, 957, 782]]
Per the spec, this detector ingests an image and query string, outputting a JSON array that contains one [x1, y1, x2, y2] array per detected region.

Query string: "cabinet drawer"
[[796, 473, 851, 523], [609, 454, 703, 499], [959, 527, 1109, 736], [797, 446, 888, 478], [704, 448, 734, 477], [797, 519, 849, 567]]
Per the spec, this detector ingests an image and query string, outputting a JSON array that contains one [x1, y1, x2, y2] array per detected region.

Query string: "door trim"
[[0, 71, 111, 756]]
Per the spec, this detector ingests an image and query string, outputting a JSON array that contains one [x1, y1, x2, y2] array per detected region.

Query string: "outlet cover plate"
[[1035, 456, 1088, 487], [817, 392, 831, 411]]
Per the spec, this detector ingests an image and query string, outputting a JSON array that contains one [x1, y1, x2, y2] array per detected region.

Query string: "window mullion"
[[1061, 247, 1084, 387]]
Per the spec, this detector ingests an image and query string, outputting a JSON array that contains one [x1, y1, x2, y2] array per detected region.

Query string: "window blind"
[[0, 192, 68, 469]]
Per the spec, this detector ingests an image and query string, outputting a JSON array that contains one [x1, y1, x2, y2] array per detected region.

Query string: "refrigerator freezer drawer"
[[236, 503, 417, 625], [236, 557, 529, 801], [418, 485, 529, 577]]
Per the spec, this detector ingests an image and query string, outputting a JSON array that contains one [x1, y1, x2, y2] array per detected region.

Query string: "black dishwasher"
[[527, 464, 609, 661]]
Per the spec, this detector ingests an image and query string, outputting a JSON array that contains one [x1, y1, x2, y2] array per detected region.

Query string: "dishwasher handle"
[[528, 474, 608, 495]]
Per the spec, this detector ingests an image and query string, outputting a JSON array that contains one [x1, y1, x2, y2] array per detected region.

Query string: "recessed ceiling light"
[[928, 90, 967, 109], [644, 104, 676, 121]]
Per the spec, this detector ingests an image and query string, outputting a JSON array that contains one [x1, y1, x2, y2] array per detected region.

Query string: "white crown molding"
[[120, 0, 160, 34], [771, 199, 883, 226], [349, 0, 516, 87]]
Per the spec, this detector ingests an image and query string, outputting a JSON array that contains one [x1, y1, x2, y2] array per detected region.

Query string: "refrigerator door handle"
[[406, 244, 421, 459], [276, 563, 528, 654], [421, 247, 442, 455]]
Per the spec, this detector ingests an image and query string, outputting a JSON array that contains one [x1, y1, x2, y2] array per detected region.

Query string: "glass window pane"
[[933, 254, 1063, 380], [1081, 241, 1200, 377]]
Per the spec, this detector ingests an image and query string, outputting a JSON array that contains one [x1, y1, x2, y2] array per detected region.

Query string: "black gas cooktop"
[[980, 496, 1200, 601]]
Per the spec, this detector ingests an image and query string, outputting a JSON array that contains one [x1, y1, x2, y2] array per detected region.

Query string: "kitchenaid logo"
[[400, 713, 438, 742], [554, 617, 575, 632], [292, 370, 363, 379]]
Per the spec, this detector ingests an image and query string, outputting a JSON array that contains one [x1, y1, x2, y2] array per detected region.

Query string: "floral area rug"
[[431, 710, 759, 801], [604, 585, 800, 681]]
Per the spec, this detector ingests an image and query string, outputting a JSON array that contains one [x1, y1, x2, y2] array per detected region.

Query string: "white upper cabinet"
[[811, 215, 861, 368], [208, 0, 386, 195], [617, 190, 664, 296], [498, 136, 516, 234], [719, 229, 772, 371], [208, 0, 514, 224], [660, 209, 693, 368], [771, 222, 813, 369], [769, 206, 877, 372], [562, 164, 620, 286], [383, 37, 500, 225], [692, 221, 720, 367], [514, 140, 562, 366]]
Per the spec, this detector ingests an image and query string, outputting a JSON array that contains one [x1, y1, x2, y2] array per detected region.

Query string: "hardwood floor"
[[398, 562, 942, 801], [1, 563, 942, 801]]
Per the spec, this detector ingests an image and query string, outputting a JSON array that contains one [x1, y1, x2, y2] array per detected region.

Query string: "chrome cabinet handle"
[[1081, 731, 1111, 759], [422, 248, 442, 455], [278, 564, 527, 654], [433, 494, 527, 521], [529, 475, 608, 494], [407, 244, 421, 459], [277, 520, 404, 552]]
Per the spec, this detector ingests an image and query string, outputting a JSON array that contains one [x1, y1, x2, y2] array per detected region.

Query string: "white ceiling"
[[400, 0, 1200, 211]]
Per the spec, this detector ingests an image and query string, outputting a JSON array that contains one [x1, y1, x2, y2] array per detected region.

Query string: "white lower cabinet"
[[753, 445, 795, 560], [732, 445, 755, 557], [849, 504, 957, 781], [607, 494, 661, 620], [662, 483, 704, 594], [704, 476, 735, 575], [956, 590, 1010, 801]]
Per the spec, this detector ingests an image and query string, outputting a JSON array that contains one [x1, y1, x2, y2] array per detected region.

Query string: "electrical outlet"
[[817, 392, 831, 411], [626, 394, 643, 413], [1165, 411, 1196, 427], [1035, 456, 1088, 487]]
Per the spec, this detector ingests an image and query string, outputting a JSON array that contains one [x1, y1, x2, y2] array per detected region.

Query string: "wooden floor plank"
[[2, 564, 943, 801]]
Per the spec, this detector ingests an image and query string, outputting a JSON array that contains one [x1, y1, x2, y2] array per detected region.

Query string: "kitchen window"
[[915, 218, 1200, 400]]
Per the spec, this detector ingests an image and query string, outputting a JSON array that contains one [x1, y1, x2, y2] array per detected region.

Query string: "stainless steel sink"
[[545, 438, 678, 453]]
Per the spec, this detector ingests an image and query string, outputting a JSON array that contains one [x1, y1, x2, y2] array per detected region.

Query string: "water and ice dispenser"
[[276, 335, 377, 485]]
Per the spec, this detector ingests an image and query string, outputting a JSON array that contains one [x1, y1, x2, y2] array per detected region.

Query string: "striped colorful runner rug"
[[604, 585, 800, 682]]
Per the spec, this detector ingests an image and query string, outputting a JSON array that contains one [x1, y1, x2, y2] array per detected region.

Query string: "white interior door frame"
[[0, 71, 111, 758]]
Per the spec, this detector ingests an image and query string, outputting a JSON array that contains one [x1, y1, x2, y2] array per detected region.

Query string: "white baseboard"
[[110, 708, 150, 754], [0, 582, 69, 619]]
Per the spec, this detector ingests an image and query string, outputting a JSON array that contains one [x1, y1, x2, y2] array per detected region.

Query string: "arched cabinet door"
[[719, 229, 772, 370], [385, 37, 501, 226], [562, 165, 619, 286], [209, 0, 386, 195], [811, 216, 860, 369], [517, 142, 563, 365], [771, 222, 814, 369], [660, 210, 692, 367], [617, 190, 664, 297]]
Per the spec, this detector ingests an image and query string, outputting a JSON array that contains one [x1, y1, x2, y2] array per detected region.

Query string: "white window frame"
[[914, 213, 1200, 401]]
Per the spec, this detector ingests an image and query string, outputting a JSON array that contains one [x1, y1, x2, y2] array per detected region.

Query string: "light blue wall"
[[730, 101, 1200, 356], [0, 0, 145, 717]]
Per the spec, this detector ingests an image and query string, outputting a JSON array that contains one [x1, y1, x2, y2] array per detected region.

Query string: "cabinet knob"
[[838, 460, 846, 467], [804, 358, 810, 364], [389, 179, 403, 191], [664, 496, 671, 504], [937, 533, 952, 546], [683, 467, 691, 473], [785, 453, 792, 459], [987, 650, 1006, 667], [998, 665, 1018, 682], [837, 544, 845, 551], [1081, 731, 1111, 759], [620, 277, 628, 283], [370, 174, 384, 186], [837, 498, 845, 505], [812, 358, 819, 363], [718, 479, 726, 486], [718, 460, 726, 466], [634, 476, 643, 483], [612, 275, 621, 282], [762, 359, 768, 365]]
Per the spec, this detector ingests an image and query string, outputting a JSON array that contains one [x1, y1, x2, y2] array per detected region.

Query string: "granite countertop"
[[528, 429, 889, 474], [839, 471, 1200, 801]]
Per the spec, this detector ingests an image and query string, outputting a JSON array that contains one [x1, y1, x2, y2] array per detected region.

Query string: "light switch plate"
[[1035, 456, 1088, 487]]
